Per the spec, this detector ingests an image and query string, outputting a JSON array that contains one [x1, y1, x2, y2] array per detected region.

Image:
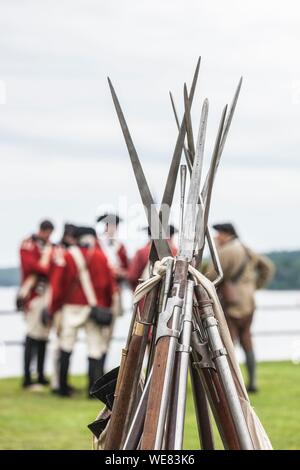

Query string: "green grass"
[[0, 361, 299, 450], [184, 361, 300, 450]]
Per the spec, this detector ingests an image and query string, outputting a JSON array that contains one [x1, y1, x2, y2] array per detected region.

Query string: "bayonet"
[[195, 105, 227, 260], [180, 99, 208, 260], [161, 57, 201, 217], [183, 84, 195, 161], [149, 57, 201, 261], [202, 77, 243, 201], [178, 164, 187, 251], [169, 90, 192, 172], [169, 88, 232, 277], [107, 78, 171, 259]]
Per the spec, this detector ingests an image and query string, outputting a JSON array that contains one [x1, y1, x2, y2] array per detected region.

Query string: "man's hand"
[[16, 296, 24, 311], [113, 266, 127, 280], [41, 308, 51, 327]]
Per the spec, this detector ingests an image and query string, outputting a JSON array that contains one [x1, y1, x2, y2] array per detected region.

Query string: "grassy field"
[[0, 361, 299, 450]]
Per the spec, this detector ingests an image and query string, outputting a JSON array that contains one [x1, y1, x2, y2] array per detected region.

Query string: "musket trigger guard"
[[155, 295, 184, 343], [191, 332, 215, 370]]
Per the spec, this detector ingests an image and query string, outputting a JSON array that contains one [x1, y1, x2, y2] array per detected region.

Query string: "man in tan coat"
[[206, 223, 275, 393]]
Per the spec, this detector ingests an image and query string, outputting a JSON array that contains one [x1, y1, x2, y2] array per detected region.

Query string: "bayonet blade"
[[195, 105, 227, 261], [169, 91, 226, 276], [161, 57, 201, 215], [108, 78, 171, 259], [202, 105, 228, 236], [169, 91, 192, 172], [202, 77, 242, 200], [218, 76, 243, 161], [148, 58, 201, 262], [183, 83, 195, 161], [180, 99, 208, 260]]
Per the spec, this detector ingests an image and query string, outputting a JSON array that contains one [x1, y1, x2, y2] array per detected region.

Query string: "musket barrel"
[[189, 356, 215, 450], [173, 280, 194, 449], [141, 259, 188, 450], [191, 326, 240, 449], [122, 285, 160, 440], [194, 284, 254, 450]]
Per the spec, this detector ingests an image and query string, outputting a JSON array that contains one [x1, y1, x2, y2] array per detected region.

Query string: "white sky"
[[1, 0, 300, 266]]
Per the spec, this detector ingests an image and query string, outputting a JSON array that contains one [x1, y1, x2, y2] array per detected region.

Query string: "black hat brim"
[[96, 213, 122, 225]]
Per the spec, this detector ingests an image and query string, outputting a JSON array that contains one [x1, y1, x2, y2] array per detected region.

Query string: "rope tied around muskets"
[[132, 256, 215, 305], [131, 258, 172, 335], [132, 256, 217, 304], [132, 256, 175, 304]]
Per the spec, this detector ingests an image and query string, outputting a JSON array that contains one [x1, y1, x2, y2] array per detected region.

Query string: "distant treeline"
[[267, 251, 300, 290], [0, 267, 20, 287], [0, 251, 300, 290]]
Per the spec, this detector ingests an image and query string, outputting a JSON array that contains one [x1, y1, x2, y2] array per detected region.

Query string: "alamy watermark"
[[94, 198, 199, 241]]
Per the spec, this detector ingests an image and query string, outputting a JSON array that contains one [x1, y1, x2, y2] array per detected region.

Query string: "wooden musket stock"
[[104, 287, 159, 449]]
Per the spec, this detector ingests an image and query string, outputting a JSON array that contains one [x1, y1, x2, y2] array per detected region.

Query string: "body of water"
[[0, 288, 300, 378]]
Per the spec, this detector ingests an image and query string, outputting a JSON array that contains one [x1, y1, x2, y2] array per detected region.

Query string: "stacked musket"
[[88, 58, 272, 450]]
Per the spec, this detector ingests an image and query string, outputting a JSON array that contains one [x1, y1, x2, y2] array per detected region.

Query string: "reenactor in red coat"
[[96, 213, 129, 372], [49, 226, 115, 396], [122, 225, 178, 290], [60, 223, 77, 249], [50, 223, 78, 393], [96, 213, 129, 279], [17, 219, 55, 388]]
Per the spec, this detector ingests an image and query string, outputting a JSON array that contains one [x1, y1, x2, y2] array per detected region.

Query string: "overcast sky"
[[1, 0, 300, 266]]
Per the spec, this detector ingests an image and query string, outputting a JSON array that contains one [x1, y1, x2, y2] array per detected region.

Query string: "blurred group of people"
[[17, 216, 274, 398], [17, 215, 177, 397]]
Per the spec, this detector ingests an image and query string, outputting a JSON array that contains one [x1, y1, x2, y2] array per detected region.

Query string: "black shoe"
[[37, 377, 50, 386], [68, 384, 79, 394], [88, 356, 105, 395], [55, 387, 73, 397], [37, 340, 48, 384], [23, 336, 38, 388], [247, 385, 258, 394], [58, 350, 72, 396], [52, 384, 77, 396], [22, 378, 34, 389]]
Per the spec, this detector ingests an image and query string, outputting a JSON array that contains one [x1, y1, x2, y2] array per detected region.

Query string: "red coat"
[[50, 245, 114, 314], [126, 241, 177, 290], [117, 244, 129, 269], [19, 236, 55, 308]]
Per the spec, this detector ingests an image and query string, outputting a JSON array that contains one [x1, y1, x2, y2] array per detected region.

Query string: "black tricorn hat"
[[212, 223, 238, 238], [142, 224, 178, 237], [96, 213, 122, 225], [74, 226, 97, 239], [39, 219, 55, 231], [63, 223, 77, 237]]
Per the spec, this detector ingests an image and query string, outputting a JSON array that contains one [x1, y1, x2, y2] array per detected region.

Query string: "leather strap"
[[69, 246, 97, 307]]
